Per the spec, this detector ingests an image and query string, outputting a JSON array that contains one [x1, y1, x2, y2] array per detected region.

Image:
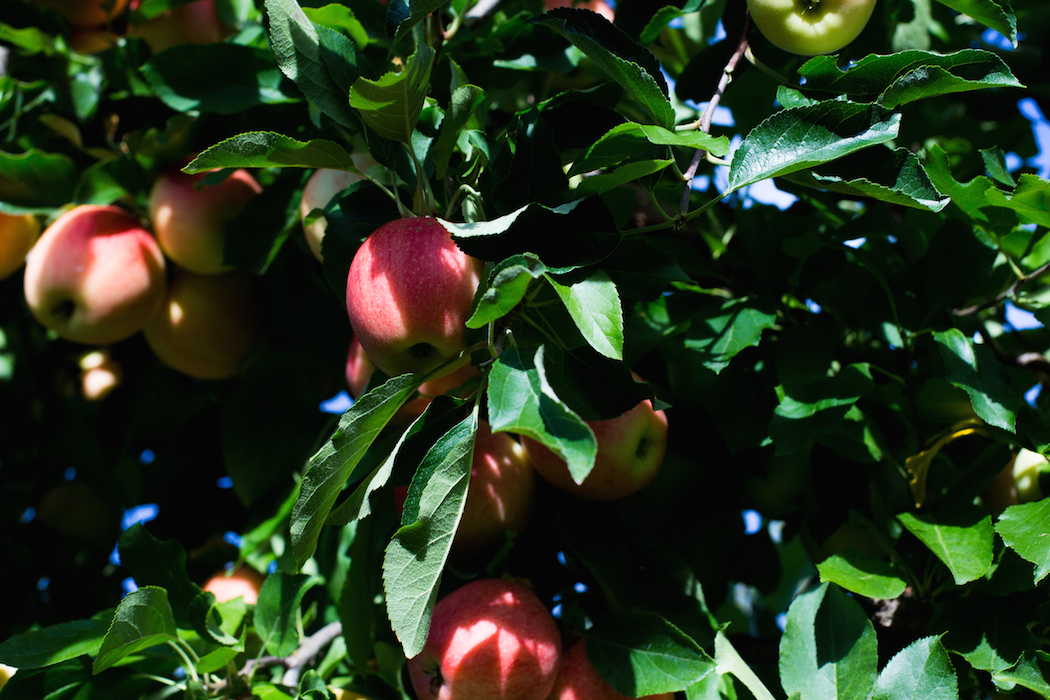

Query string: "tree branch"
[[953, 261, 1050, 316], [210, 621, 344, 695]]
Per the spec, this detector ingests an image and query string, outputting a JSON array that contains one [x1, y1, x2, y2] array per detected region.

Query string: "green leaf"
[[992, 651, 1050, 697], [348, 44, 435, 143], [290, 373, 423, 569], [117, 524, 204, 629], [431, 84, 488, 179], [266, 0, 358, 127], [727, 102, 901, 193], [934, 0, 1016, 46], [487, 345, 597, 485], [535, 9, 675, 129], [684, 296, 777, 374], [0, 615, 110, 670], [0, 149, 77, 208], [782, 147, 949, 212], [933, 329, 1020, 433], [816, 549, 908, 600], [898, 506, 994, 584], [984, 174, 1050, 228], [923, 145, 1000, 224], [383, 414, 477, 658], [572, 160, 674, 199], [254, 573, 319, 657], [769, 364, 875, 456], [585, 610, 716, 695], [995, 499, 1050, 583], [872, 636, 959, 700], [389, 0, 450, 49], [779, 583, 878, 700], [467, 254, 547, 329], [92, 587, 178, 675], [570, 122, 730, 175], [184, 132, 360, 173], [797, 49, 1022, 107], [142, 44, 296, 114], [714, 631, 778, 700], [547, 271, 624, 361]]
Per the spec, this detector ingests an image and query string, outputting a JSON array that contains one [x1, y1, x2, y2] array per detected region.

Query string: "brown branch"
[[210, 621, 344, 694], [953, 261, 1050, 316], [679, 16, 751, 216]]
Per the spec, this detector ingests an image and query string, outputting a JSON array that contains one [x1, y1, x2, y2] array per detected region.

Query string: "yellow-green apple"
[[544, 0, 614, 22], [78, 348, 123, 401], [0, 664, 15, 692], [345, 217, 481, 378], [34, 0, 130, 28], [329, 688, 378, 700], [745, 0, 877, 55], [142, 269, 259, 380], [983, 461, 1019, 518], [148, 164, 262, 275], [0, 211, 40, 280], [408, 578, 562, 700], [134, 0, 230, 54], [202, 566, 265, 604], [300, 155, 378, 262], [37, 481, 118, 548], [1012, 448, 1048, 503], [549, 637, 674, 700], [23, 205, 166, 345], [521, 398, 669, 501], [345, 336, 480, 421]]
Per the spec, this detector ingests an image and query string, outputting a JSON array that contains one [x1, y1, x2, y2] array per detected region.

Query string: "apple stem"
[[49, 298, 77, 321], [678, 16, 752, 216]]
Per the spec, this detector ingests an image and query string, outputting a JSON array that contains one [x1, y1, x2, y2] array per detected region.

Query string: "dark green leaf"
[[816, 549, 908, 600], [934, 0, 1016, 46], [117, 524, 203, 629], [467, 254, 547, 328], [0, 149, 77, 208], [184, 132, 361, 172], [254, 573, 320, 656], [984, 174, 1050, 228], [684, 296, 777, 374], [992, 651, 1050, 698], [933, 328, 1020, 432], [0, 616, 110, 670], [769, 364, 875, 456], [570, 122, 729, 176], [92, 587, 178, 675], [898, 506, 994, 584], [995, 499, 1050, 583], [348, 45, 435, 143]]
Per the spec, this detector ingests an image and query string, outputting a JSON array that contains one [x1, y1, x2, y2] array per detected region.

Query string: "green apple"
[[23, 205, 167, 345], [520, 397, 669, 501], [549, 637, 674, 700], [143, 269, 259, 380], [0, 211, 40, 280], [345, 217, 481, 378], [746, 0, 878, 55], [407, 578, 561, 700], [1013, 448, 1049, 503], [148, 164, 262, 275]]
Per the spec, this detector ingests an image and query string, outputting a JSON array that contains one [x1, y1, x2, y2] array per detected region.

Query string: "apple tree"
[[1, 0, 1050, 698]]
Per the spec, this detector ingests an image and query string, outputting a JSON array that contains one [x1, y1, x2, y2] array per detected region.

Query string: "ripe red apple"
[[0, 211, 40, 280], [134, 0, 229, 54], [300, 155, 377, 262], [148, 165, 262, 275], [521, 398, 668, 501], [454, 422, 538, 558], [202, 566, 265, 605], [142, 269, 259, 380], [345, 336, 480, 421], [345, 217, 481, 378], [408, 578, 562, 700], [23, 205, 166, 345], [746, 0, 877, 55], [549, 637, 674, 700], [543, 0, 615, 22], [35, 0, 130, 29]]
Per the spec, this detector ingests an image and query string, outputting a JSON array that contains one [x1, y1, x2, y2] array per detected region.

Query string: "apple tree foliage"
[[2, 0, 1050, 698]]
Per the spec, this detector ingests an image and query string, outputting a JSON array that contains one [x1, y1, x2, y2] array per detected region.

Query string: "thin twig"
[[211, 621, 344, 695], [679, 16, 751, 216], [953, 261, 1050, 316]]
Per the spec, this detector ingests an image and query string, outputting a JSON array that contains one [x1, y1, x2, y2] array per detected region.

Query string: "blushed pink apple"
[[202, 566, 265, 604], [544, 0, 615, 22], [0, 211, 40, 280], [142, 269, 259, 380], [134, 0, 229, 54], [345, 217, 481, 378], [300, 154, 378, 262], [521, 398, 668, 501], [549, 638, 674, 700], [23, 205, 166, 345], [408, 578, 562, 700], [148, 165, 262, 275]]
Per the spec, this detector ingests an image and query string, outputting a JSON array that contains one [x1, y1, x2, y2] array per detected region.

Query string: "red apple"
[[548, 638, 674, 700], [202, 566, 265, 605], [35, 0, 130, 29], [454, 422, 537, 558], [521, 398, 668, 501], [345, 336, 480, 421], [134, 0, 229, 54], [148, 165, 262, 275], [345, 217, 481, 378], [408, 578, 562, 700], [142, 269, 259, 380], [543, 0, 615, 22], [300, 155, 378, 262], [23, 205, 166, 345], [0, 211, 40, 280]]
